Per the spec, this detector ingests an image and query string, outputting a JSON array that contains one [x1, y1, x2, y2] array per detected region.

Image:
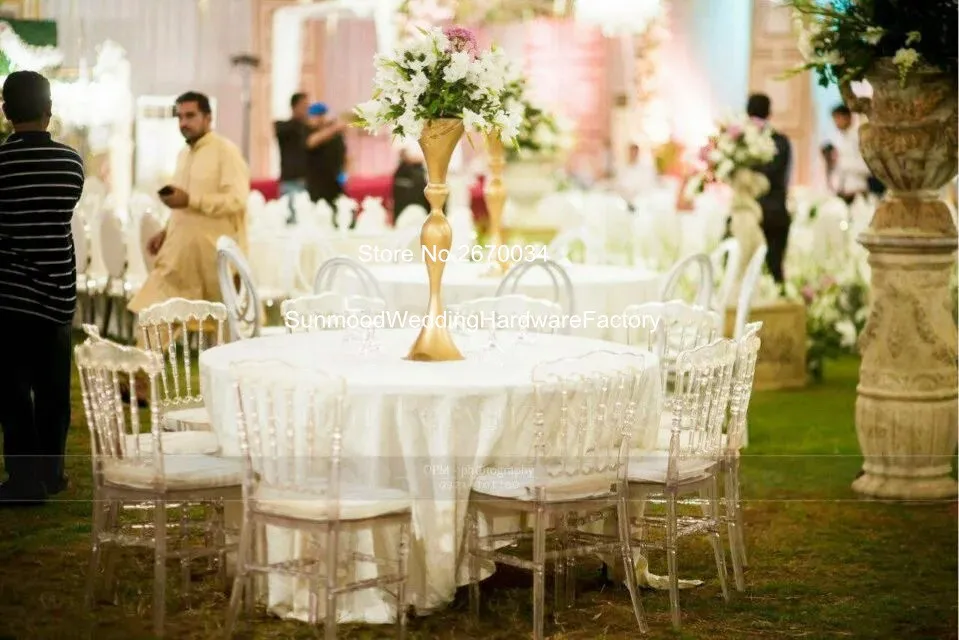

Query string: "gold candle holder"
[[483, 130, 510, 275], [405, 118, 465, 362]]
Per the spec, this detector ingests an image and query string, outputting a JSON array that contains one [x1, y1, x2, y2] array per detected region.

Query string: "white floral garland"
[[0, 20, 64, 73]]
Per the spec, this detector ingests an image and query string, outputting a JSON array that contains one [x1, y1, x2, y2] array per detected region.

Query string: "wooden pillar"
[[748, 0, 812, 186]]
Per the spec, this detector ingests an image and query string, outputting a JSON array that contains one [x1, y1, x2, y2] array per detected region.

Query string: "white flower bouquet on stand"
[[353, 25, 522, 361], [687, 114, 779, 295]]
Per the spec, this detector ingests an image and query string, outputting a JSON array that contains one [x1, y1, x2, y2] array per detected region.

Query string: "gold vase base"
[[404, 325, 464, 362]]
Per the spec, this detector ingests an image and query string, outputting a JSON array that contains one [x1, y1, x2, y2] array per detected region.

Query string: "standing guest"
[[392, 144, 429, 222], [304, 102, 347, 215], [274, 92, 310, 224], [128, 92, 248, 405], [0, 71, 84, 505], [746, 93, 792, 285], [828, 105, 871, 204]]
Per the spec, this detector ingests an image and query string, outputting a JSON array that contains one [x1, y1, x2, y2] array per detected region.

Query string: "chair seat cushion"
[[123, 430, 220, 455], [103, 454, 242, 491], [627, 453, 715, 484], [253, 482, 410, 522], [471, 466, 616, 502], [161, 406, 212, 431]]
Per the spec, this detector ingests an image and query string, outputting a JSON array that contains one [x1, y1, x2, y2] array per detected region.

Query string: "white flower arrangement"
[[685, 113, 778, 196], [353, 26, 523, 145], [783, 0, 957, 87]]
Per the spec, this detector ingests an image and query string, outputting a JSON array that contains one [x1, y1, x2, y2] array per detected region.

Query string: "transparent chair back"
[[660, 253, 714, 309], [497, 257, 576, 315], [216, 235, 264, 341], [137, 298, 226, 414], [312, 256, 386, 300], [280, 292, 350, 334]]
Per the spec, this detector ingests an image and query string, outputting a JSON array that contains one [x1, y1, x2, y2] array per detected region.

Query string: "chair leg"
[[325, 524, 339, 640], [732, 461, 747, 569], [532, 503, 547, 640], [224, 517, 251, 639], [396, 519, 410, 640], [725, 467, 745, 592], [553, 512, 568, 618], [101, 500, 122, 604], [215, 499, 228, 590], [665, 492, 681, 631], [85, 497, 108, 607], [467, 506, 481, 621], [708, 475, 730, 602], [154, 499, 168, 638], [617, 494, 649, 634]]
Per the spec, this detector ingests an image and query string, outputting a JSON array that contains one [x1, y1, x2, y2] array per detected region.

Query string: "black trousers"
[[0, 315, 72, 490], [762, 221, 790, 284]]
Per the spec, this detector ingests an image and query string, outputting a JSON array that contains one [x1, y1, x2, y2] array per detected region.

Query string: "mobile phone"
[[158, 185, 174, 196]]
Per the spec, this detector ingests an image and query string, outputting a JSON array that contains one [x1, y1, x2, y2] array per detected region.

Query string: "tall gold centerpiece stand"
[[841, 60, 958, 499], [406, 118, 465, 362], [483, 130, 510, 275]]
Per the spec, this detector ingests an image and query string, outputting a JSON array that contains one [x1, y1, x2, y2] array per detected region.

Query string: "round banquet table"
[[363, 262, 662, 343], [200, 328, 663, 623]]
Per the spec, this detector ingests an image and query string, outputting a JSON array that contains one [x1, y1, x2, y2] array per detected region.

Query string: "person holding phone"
[[125, 91, 249, 402], [303, 102, 348, 220]]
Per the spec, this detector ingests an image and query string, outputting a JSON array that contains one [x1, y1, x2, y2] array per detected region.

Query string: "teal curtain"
[[0, 19, 59, 76]]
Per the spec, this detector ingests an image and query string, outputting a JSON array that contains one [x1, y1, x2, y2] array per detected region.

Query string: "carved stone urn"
[[842, 60, 958, 499]]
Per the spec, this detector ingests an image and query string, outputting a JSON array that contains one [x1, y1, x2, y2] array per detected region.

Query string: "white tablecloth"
[[363, 263, 662, 342], [200, 329, 662, 623]]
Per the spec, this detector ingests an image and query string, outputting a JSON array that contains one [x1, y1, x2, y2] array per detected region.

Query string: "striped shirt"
[[0, 131, 85, 324]]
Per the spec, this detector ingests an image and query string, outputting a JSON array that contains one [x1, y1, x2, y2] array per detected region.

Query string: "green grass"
[[0, 351, 955, 639]]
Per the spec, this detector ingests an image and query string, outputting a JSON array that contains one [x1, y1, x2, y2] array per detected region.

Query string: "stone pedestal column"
[[844, 62, 958, 499]]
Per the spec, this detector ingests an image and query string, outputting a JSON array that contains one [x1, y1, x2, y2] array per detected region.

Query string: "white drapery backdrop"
[[269, 0, 401, 176]]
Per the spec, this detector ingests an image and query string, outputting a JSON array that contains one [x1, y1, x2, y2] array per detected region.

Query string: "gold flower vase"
[[405, 118, 465, 362], [483, 130, 510, 275]]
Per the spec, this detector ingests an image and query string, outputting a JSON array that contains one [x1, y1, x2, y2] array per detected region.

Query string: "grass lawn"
[[0, 350, 955, 639]]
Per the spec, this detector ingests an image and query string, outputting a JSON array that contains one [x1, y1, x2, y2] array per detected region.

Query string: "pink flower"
[[801, 285, 815, 303], [725, 124, 742, 139], [443, 25, 478, 59]]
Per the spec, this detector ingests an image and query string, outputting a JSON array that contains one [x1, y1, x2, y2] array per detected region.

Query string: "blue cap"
[[308, 102, 328, 116]]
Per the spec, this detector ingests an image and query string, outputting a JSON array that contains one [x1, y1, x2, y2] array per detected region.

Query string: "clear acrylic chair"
[[621, 300, 720, 404], [455, 294, 565, 349], [709, 238, 741, 319], [496, 258, 576, 315], [216, 235, 286, 341], [225, 361, 412, 639], [466, 351, 654, 639], [660, 253, 714, 309], [721, 321, 761, 590], [76, 338, 241, 638], [280, 292, 350, 333], [313, 256, 386, 299], [625, 338, 737, 631], [137, 297, 227, 436]]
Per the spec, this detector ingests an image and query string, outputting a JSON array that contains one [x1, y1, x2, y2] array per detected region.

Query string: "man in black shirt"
[[304, 102, 347, 221], [747, 93, 792, 284], [0, 71, 84, 505], [274, 92, 310, 224]]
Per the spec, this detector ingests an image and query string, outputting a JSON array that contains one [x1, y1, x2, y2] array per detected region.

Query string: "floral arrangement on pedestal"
[[687, 114, 779, 292], [785, 0, 957, 86], [354, 26, 523, 144], [505, 97, 574, 162]]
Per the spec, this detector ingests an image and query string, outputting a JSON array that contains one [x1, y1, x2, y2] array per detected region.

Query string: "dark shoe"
[[0, 481, 47, 506], [45, 475, 69, 495]]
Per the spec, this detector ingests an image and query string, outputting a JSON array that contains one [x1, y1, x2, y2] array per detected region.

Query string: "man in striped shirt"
[[0, 71, 84, 505]]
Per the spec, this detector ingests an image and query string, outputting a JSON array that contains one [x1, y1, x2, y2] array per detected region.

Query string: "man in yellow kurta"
[[129, 91, 249, 315]]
